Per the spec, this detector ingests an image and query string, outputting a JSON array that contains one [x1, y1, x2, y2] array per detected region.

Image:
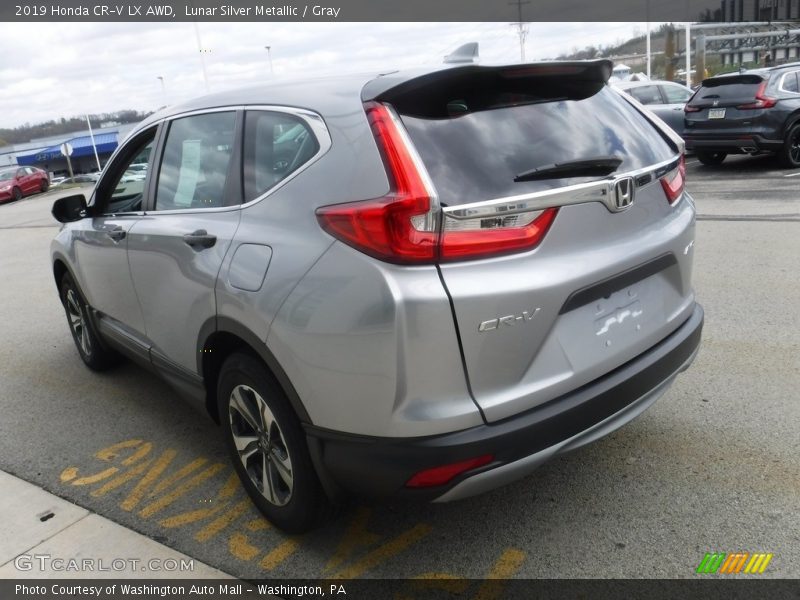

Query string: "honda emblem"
[[612, 177, 635, 211]]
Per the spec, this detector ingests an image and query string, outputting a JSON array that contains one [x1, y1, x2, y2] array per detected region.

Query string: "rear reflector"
[[660, 154, 686, 204], [405, 455, 494, 488], [316, 103, 557, 264]]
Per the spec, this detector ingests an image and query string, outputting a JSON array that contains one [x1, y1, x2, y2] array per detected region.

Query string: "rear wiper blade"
[[514, 156, 623, 182]]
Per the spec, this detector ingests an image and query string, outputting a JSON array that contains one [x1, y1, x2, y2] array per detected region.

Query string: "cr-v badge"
[[479, 308, 541, 332]]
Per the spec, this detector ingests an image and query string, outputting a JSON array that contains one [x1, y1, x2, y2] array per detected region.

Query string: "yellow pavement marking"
[[120, 449, 178, 511], [195, 498, 254, 543], [260, 538, 302, 571], [150, 457, 209, 496], [229, 532, 262, 561], [473, 548, 526, 600], [138, 463, 225, 518], [61, 466, 118, 485], [330, 524, 432, 579], [91, 459, 154, 497], [159, 472, 241, 528], [324, 507, 380, 573]]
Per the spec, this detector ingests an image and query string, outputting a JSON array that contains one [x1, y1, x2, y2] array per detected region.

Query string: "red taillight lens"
[[317, 103, 557, 264], [405, 455, 494, 488], [737, 81, 777, 109], [684, 104, 700, 113], [660, 154, 686, 204], [316, 103, 437, 264]]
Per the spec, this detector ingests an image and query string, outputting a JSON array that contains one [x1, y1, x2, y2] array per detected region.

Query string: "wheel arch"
[[781, 109, 800, 137], [197, 316, 312, 426]]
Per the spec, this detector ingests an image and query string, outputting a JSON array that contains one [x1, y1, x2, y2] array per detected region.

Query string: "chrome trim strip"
[[442, 155, 680, 220], [142, 105, 332, 216]]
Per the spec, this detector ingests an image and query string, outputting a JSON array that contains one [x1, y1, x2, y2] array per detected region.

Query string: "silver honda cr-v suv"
[[51, 55, 703, 532]]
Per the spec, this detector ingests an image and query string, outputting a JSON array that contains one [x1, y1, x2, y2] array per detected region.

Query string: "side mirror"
[[52, 194, 88, 223]]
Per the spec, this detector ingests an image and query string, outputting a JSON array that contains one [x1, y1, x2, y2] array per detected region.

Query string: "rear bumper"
[[306, 304, 703, 501], [306, 303, 704, 501], [684, 134, 783, 153]]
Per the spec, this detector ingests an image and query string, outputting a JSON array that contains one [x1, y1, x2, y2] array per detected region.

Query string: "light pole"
[[156, 76, 168, 106], [265, 45, 274, 76], [193, 21, 211, 92], [85, 115, 101, 172]]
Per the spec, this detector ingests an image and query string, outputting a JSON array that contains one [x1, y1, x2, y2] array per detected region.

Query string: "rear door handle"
[[183, 229, 217, 249], [107, 227, 126, 242]]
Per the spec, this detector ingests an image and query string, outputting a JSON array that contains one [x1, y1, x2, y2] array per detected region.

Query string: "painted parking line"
[[783, 171, 800, 177], [59, 438, 529, 584]]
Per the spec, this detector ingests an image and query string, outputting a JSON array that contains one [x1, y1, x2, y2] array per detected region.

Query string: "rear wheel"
[[12, 187, 22, 201], [59, 273, 121, 371], [780, 124, 800, 168], [696, 151, 727, 166], [217, 353, 332, 533]]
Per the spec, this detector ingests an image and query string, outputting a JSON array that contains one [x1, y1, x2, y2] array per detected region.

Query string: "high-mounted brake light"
[[660, 154, 686, 205], [405, 454, 494, 488], [316, 103, 558, 264], [737, 81, 777, 109]]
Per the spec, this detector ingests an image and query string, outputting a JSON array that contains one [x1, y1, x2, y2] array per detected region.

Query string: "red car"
[[0, 166, 50, 203]]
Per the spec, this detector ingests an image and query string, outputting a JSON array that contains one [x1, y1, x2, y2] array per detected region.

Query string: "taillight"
[[315, 103, 438, 264], [737, 81, 777, 109], [405, 455, 494, 488], [660, 154, 686, 205], [684, 104, 700, 113], [316, 103, 557, 264]]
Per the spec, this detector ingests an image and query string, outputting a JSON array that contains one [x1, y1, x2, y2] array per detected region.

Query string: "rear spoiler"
[[700, 73, 765, 87], [362, 60, 613, 118]]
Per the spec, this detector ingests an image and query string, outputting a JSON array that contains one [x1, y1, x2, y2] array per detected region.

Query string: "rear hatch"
[[372, 63, 696, 422], [685, 73, 769, 135]]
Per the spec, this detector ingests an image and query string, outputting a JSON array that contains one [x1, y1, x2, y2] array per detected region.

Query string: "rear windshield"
[[688, 75, 764, 106], [400, 86, 674, 207]]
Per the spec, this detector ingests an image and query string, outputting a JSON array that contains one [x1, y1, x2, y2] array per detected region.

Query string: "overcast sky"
[[0, 22, 655, 130]]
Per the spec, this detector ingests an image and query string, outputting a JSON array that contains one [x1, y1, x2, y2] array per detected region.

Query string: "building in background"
[[717, 0, 800, 65], [0, 123, 137, 176]]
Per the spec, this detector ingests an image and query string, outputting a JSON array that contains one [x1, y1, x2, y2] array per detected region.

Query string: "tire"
[[12, 187, 22, 201], [40, 180, 49, 193], [59, 273, 121, 371], [695, 151, 727, 166], [217, 353, 332, 533], [779, 124, 800, 168]]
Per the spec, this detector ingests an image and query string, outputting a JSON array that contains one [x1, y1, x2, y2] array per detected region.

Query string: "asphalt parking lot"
[[0, 155, 798, 583]]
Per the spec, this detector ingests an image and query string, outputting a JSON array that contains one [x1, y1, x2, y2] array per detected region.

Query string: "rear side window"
[[400, 86, 674, 207], [155, 112, 236, 211], [782, 71, 799, 93], [662, 84, 692, 104], [243, 111, 319, 203], [628, 85, 662, 105]]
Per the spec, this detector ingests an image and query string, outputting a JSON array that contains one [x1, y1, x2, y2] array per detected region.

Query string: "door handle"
[[107, 227, 126, 242], [183, 229, 217, 249]]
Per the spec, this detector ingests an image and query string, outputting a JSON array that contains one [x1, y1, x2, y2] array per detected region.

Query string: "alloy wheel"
[[65, 289, 91, 356], [791, 130, 800, 165], [228, 384, 294, 506]]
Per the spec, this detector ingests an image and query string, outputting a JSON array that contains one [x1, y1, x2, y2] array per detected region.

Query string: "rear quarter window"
[[400, 86, 675, 207]]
